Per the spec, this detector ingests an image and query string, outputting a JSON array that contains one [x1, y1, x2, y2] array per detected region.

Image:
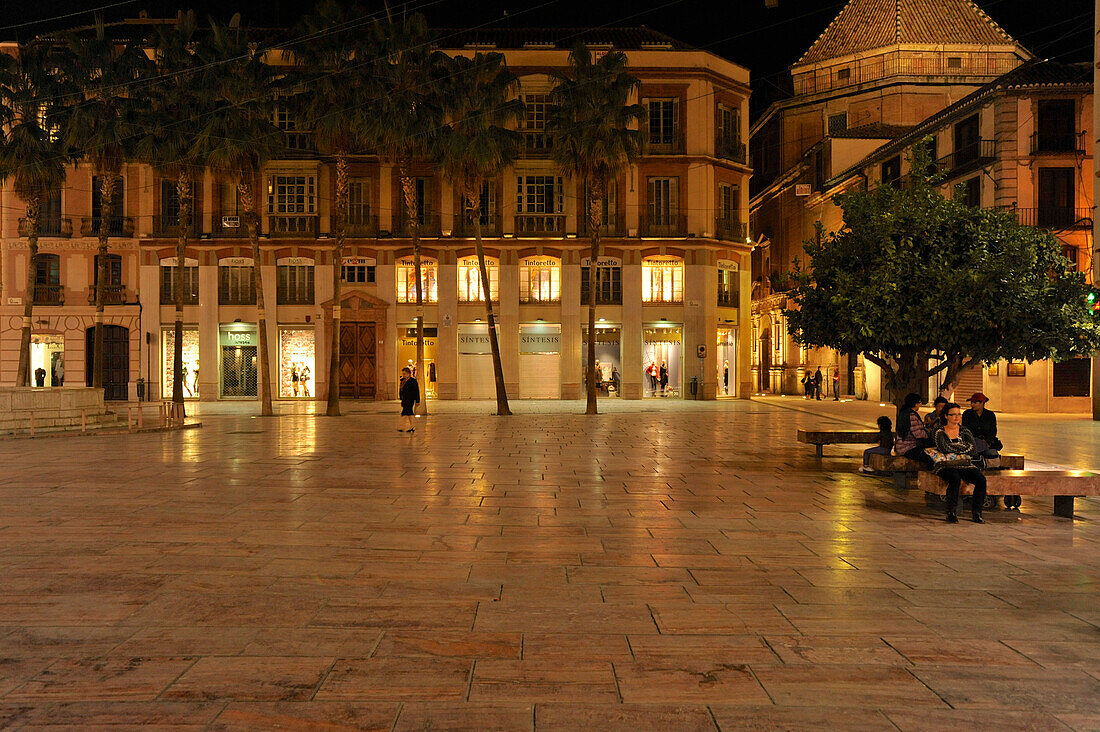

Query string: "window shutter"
[[669, 178, 679, 220]]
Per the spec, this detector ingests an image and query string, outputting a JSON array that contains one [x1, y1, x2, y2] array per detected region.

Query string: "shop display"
[[30, 334, 64, 387], [162, 328, 200, 399], [582, 326, 621, 397], [717, 327, 736, 397], [398, 327, 437, 398], [220, 326, 258, 397], [279, 328, 316, 398], [643, 326, 682, 397]]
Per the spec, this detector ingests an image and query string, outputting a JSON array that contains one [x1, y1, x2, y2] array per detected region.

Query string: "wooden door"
[[85, 325, 129, 401], [339, 322, 376, 398]]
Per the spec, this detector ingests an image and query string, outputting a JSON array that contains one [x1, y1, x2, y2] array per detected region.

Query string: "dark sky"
[[4, 0, 1094, 113]]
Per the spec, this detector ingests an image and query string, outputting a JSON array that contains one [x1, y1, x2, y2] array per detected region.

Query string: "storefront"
[[716, 327, 737, 397], [643, 325, 682, 397], [30, 334, 64, 387], [278, 327, 316, 398], [219, 324, 258, 398], [519, 323, 561, 398], [398, 326, 437, 397], [458, 323, 495, 399], [161, 327, 200, 399], [582, 324, 622, 397]]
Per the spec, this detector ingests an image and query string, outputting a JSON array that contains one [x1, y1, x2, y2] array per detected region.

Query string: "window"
[[960, 177, 980, 207], [642, 258, 683, 303], [646, 177, 680, 233], [881, 156, 901, 188], [161, 264, 198, 305], [348, 178, 372, 231], [91, 176, 125, 235], [34, 253, 61, 304], [954, 114, 980, 164], [921, 136, 939, 177], [1035, 100, 1077, 152], [273, 105, 309, 150], [718, 267, 738, 307], [519, 257, 560, 303], [836, 67, 851, 81], [581, 263, 622, 305], [94, 254, 122, 288], [219, 265, 255, 305], [716, 103, 743, 160], [582, 180, 617, 233], [828, 112, 848, 135], [521, 94, 552, 155], [462, 180, 497, 228], [396, 259, 438, 303], [1053, 358, 1091, 397], [458, 256, 499, 302], [268, 175, 315, 215], [645, 98, 679, 149], [1007, 360, 1026, 377], [41, 189, 62, 236], [947, 56, 962, 69], [1037, 168, 1075, 228], [277, 264, 315, 305], [341, 264, 375, 284], [515, 175, 564, 234], [1062, 246, 1079, 271]]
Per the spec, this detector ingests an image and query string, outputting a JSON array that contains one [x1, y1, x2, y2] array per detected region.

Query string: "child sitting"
[[859, 416, 893, 474]]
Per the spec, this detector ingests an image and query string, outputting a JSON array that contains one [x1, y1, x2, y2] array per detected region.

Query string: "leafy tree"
[[62, 21, 146, 390], [197, 18, 285, 416], [548, 44, 645, 414], [785, 171, 1100, 405], [135, 11, 209, 416], [438, 51, 523, 416], [0, 42, 71, 386], [364, 11, 444, 412], [293, 0, 373, 417]]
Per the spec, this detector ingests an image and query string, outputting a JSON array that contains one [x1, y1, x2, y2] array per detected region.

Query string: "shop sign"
[[458, 255, 498, 266], [343, 257, 376, 266], [220, 328, 257, 347], [161, 257, 199, 267], [397, 256, 437, 267], [644, 255, 683, 265], [400, 337, 437, 348], [277, 256, 314, 266], [581, 256, 622, 267], [717, 259, 739, 271], [520, 324, 561, 354], [219, 257, 253, 266], [520, 256, 560, 268], [458, 324, 492, 354]]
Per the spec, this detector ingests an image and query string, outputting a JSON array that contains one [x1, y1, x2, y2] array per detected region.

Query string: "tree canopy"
[[784, 170, 1100, 404]]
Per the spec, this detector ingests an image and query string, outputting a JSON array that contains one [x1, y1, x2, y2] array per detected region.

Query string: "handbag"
[[924, 447, 974, 469]]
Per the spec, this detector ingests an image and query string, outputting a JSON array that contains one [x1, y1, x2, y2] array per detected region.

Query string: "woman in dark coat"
[[894, 392, 935, 469], [399, 366, 420, 432], [659, 362, 669, 396]]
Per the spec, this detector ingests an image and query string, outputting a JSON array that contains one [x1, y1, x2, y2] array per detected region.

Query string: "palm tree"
[[134, 11, 208, 417], [197, 18, 284, 416], [548, 44, 645, 415], [0, 43, 69, 386], [438, 52, 522, 415], [293, 1, 372, 417], [364, 11, 444, 414], [62, 20, 146, 391]]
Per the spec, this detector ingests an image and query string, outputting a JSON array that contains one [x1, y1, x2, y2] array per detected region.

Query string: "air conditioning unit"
[[222, 216, 240, 228]]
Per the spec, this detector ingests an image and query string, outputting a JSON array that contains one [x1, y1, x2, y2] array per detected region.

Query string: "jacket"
[[962, 408, 997, 442], [399, 377, 420, 405], [894, 410, 930, 454]]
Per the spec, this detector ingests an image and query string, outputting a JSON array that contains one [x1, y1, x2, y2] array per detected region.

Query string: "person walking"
[[934, 402, 988, 524], [398, 366, 420, 432], [813, 367, 823, 400]]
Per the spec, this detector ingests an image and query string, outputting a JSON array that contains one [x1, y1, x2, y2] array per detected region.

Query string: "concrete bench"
[[917, 470, 1100, 518], [868, 452, 1024, 489], [797, 429, 883, 457]]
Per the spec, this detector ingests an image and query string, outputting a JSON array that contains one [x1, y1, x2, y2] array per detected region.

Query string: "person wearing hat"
[[962, 392, 1001, 458]]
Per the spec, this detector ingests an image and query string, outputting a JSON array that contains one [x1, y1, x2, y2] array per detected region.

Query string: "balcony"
[[1009, 207, 1092, 229], [716, 216, 747, 242], [152, 215, 202, 238], [717, 286, 739, 308], [19, 217, 72, 238], [578, 214, 624, 237], [88, 284, 128, 305], [268, 215, 318, 238], [80, 217, 135, 238], [647, 138, 685, 155], [1031, 131, 1086, 156], [640, 214, 688, 237], [279, 131, 315, 158], [521, 132, 553, 159], [716, 136, 747, 164], [395, 213, 442, 238], [32, 284, 64, 305], [934, 140, 996, 179], [514, 213, 565, 237], [344, 214, 379, 238], [453, 213, 502, 237]]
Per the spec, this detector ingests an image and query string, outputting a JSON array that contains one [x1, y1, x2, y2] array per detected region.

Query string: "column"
[[498, 250, 519, 394], [315, 262, 334, 402], [560, 253, 582, 399], [738, 252, 752, 399], [621, 257, 643, 399], [197, 264, 219, 401], [437, 256, 458, 399], [377, 255, 398, 400], [260, 263, 278, 404], [684, 258, 713, 400], [139, 260, 162, 399]]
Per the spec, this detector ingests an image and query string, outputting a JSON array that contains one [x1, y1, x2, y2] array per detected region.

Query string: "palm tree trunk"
[[92, 172, 116, 391], [240, 179, 273, 417], [16, 198, 41, 387], [172, 171, 192, 418], [468, 186, 510, 415], [401, 168, 426, 416], [327, 152, 348, 417], [585, 182, 602, 415]]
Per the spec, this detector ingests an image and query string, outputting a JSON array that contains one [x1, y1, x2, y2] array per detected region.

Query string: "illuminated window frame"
[[519, 259, 561, 303], [396, 260, 438, 303], [458, 257, 499, 302], [642, 258, 683, 303]]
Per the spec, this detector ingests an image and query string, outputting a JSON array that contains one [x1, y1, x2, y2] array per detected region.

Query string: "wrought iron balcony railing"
[[33, 284, 64, 305], [19, 217, 72, 238], [640, 214, 688, 237], [514, 213, 565, 237], [81, 216, 135, 238], [268, 215, 319, 238]]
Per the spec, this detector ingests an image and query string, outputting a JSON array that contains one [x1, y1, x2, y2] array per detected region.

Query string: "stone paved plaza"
[[1, 399, 1099, 730]]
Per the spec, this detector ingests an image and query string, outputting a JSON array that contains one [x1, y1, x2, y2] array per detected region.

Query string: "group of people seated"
[[861, 392, 1003, 524]]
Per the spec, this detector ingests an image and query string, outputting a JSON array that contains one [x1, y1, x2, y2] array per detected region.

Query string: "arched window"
[[642, 256, 683, 303], [458, 255, 499, 302], [519, 256, 560, 303]]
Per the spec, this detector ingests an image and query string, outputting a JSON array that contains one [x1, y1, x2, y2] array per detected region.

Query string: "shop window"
[[341, 264, 375, 284], [581, 264, 622, 305], [458, 256, 499, 302], [519, 257, 560, 303], [644, 97, 679, 150], [396, 258, 438, 303], [162, 328, 200, 399], [277, 264, 315, 305], [642, 257, 683, 303], [1007, 360, 1026, 377], [1053, 358, 1090, 397], [987, 362, 999, 376], [279, 328, 316, 398], [219, 265, 255, 305], [160, 264, 198, 305]]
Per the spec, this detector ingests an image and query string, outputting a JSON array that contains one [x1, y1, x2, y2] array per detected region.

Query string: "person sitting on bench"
[[935, 402, 987, 524], [859, 416, 893, 474], [894, 393, 935, 469], [924, 396, 948, 433], [962, 392, 1001, 458]]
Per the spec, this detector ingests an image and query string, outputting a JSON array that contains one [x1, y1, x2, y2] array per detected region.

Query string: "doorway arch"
[[85, 325, 129, 400]]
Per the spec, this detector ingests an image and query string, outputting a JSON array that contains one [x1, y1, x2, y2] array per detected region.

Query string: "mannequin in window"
[[300, 365, 311, 397], [723, 360, 729, 394], [291, 363, 300, 396], [35, 367, 46, 387]]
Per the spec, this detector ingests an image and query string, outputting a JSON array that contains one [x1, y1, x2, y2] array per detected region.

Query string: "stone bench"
[[868, 452, 1024, 474], [917, 470, 1100, 518], [797, 428, 883, 457]]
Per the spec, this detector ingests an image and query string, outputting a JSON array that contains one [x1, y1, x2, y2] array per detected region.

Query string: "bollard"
[[81, 408, 87, 434]]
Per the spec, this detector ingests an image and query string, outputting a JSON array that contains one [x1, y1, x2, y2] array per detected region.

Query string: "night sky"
[[3, 0, 1094, 113]]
